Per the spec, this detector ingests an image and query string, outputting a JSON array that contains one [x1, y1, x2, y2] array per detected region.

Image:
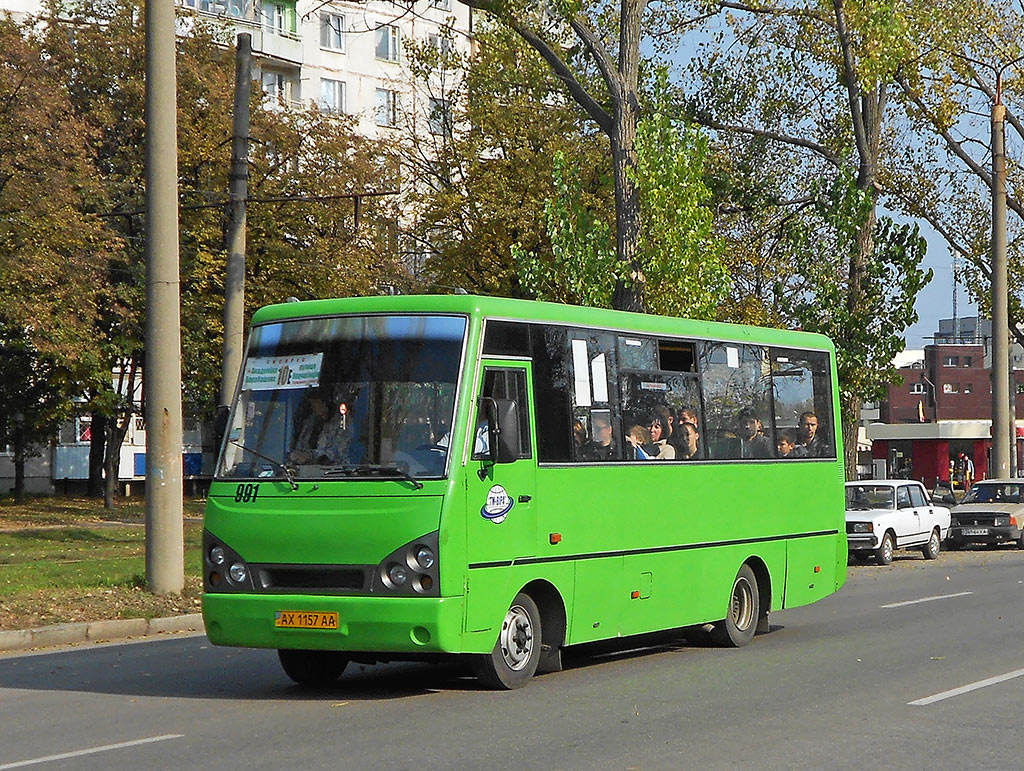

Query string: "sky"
[[904, 225, 979, 350]]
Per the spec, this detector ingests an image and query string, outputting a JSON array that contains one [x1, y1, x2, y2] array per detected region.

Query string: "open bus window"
[[472, 368, 532, 460], [218, 315, 466, 481]]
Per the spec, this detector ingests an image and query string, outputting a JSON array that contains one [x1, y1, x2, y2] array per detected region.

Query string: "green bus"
[[202, 295, 847, 689]]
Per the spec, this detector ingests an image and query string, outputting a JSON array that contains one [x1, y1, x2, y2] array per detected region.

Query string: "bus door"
[[464, 364, 537, 631]]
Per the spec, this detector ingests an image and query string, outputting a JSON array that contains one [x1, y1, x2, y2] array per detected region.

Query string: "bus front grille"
[[256, 565, 367, 592]]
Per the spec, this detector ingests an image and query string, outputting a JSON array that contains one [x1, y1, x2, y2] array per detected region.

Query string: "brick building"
[[869, 320, 1024, 488]]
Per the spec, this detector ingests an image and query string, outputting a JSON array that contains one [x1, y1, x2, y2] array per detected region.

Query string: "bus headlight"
[[229, 562, 248, 584], [415, 546, 435, 570], [209, 546, 226, 566], [388, 563, 408, 586]]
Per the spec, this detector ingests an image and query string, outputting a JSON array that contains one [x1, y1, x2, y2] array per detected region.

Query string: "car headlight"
[[851, 522, 873, 534], [995, 517, 1010, 527]]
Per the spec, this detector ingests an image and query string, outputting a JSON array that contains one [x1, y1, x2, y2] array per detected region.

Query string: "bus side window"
[[473, 368, 532, 460]]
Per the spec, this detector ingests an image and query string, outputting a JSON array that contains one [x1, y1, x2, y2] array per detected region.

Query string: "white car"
[[845, 480, 951, 565]]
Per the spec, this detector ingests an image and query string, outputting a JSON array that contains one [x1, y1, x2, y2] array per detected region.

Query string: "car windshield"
[[845, 485, 895, 510], [217, 314, 467, 482], [960, 483, 1024, 504]]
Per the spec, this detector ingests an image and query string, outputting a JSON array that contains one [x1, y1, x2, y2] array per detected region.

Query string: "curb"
[[0, 613, 204, 653]]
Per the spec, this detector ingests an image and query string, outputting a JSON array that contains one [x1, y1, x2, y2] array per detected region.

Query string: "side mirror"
[[480, 397, 522, 464]]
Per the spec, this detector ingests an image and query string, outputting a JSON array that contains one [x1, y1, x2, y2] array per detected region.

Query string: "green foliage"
[[516, 86, 728, 318], [779, 172, 932, 405], [632, 90, 729, 319], [514, 152, 619, 306]]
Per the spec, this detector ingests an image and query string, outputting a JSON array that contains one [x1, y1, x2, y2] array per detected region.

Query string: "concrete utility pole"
[[220, 33, 252, 410], [991, 86, 1012, 480], [144, 0, 185, 594]]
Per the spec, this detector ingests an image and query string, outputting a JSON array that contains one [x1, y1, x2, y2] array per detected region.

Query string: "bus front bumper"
[[202, 593, 466, 654]]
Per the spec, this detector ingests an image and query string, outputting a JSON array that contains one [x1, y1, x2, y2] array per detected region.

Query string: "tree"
[[684, 0, 938, 473], [457, 0, 654, 311], [400, 21, 610, 297]]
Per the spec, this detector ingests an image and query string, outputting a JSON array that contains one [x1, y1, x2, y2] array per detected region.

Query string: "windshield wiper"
[[229, 440, 299, 490], [322, 464, 423, 490]]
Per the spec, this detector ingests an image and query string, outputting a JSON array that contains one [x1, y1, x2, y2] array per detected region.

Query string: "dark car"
[[947, 479, 1024, 550]]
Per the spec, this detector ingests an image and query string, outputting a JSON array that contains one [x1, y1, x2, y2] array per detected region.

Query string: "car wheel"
[[710, 564, 759, 648], [1018, 532, 1024, 550], [875, 531, 895, 565], [922, 528, 941, 560], [473, 592, 542, 689], [277, 649, 349, 688]]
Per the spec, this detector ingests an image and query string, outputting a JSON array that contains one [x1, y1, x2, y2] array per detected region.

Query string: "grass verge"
[[0, 496, 205, 631]]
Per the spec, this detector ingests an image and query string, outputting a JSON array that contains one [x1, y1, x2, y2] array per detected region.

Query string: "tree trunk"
[[842, 393, 860, 481], [610, 94, 644, 313], [13, 417, 25, 504], [88, 411, 107, 497]]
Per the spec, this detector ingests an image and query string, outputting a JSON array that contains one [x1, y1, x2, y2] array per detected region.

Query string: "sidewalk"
[[0, 613, 204, 654]]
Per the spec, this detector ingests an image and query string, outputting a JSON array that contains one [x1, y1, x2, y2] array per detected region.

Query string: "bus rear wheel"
[[473, 592, 541, 689], [277, 649, 349, 688], [711, 564, 759, 648]]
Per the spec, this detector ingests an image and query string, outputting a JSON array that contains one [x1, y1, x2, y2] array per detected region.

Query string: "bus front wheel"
[[473, 592, 542, 689], [711, 564, 759, 648], [277, 649, 349, 688]]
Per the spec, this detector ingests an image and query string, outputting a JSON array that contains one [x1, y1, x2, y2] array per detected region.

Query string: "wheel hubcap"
[[883, 537, 893, 562], [730, 577, 754, 631], [499, 604, 534, 671]]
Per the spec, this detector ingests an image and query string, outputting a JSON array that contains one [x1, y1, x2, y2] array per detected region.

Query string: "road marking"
[[880, 591, 973, 609], [910, 667, 1024, 706], [0, 734, 184, 769]]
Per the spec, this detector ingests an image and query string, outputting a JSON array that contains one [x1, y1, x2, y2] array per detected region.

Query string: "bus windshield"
[[217, 314, 467, 482]]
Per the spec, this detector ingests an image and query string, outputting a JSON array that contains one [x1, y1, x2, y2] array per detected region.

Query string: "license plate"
[[961, 528, 989, 536], [275, 611, 339, 630]]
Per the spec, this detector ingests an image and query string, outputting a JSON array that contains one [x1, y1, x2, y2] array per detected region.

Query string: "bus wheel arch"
[[710, 562, 760, 648], [521, 579, 567, 674], [472, 591, 542, 689], [744, 557, 772, 635]]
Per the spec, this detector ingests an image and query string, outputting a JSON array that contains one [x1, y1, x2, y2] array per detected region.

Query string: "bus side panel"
[[568, 557, 624, 645], [783, 534, 841, 609], [618, 540, 788, 638]]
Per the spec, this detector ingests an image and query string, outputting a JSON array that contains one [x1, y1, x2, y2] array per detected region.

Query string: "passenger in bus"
[[777, 429, 806, 458], [678, 407, 698, 427], [315, 400, 352, 463], [648, 409, 676, 459], [736, 408, 772, 459], [581, 411, 615, 460], [288, 391, 330, 464], [675, 421, 700, 460], [798, 411, 825, 457], [626, 424, 657, 460]]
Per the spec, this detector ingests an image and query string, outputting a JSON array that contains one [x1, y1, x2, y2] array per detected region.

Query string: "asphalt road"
[[2, 546, 1023, 770]]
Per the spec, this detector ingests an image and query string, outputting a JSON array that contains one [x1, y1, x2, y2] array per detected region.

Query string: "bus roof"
[[250, 294, 835, 353]]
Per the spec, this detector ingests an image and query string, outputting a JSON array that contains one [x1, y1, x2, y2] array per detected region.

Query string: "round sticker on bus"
[[481, 485, 514, 524]]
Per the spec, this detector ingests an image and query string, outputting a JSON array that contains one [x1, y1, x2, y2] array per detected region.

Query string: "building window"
[[262, 71, 288, 102], [431, 0, 451, 8], [428, 33, 452, 56], [375, 24, 400, 61], [943, 355, 959, 367], [320, 12, 345, 51], [963, 356, 973, 367], [262, 1, 288, 34], [910, 382, 925, 394], [1017, 383, 1024, 395], [320, 78, 345, 114], [376, 88, 399, 126], [943, 383, 959, 394], [429, 97, 452, 137]]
